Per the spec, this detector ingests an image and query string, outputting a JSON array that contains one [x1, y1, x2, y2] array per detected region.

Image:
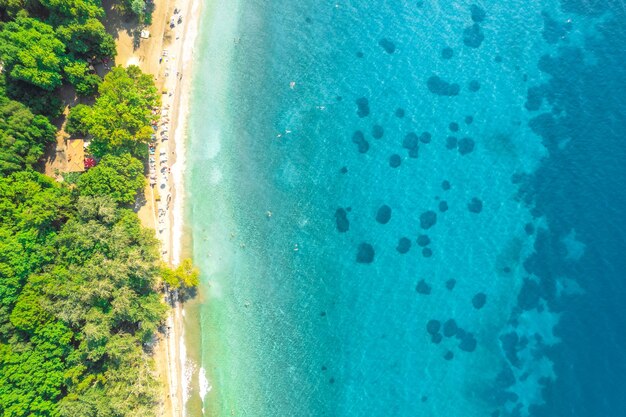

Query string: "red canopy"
[[84, 157, 96, 169]]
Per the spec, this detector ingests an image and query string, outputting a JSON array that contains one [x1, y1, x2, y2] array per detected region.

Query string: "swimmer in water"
[[290, 81, 296, 89]]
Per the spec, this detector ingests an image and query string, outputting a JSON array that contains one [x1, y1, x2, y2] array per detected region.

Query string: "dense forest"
[[0, 0, 197, 415]]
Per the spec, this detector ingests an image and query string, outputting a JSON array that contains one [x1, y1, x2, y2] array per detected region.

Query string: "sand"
[[103, 0, 203, 415]]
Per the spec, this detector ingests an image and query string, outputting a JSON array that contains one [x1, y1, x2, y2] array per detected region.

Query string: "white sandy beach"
[[161, 0, 202, 413]]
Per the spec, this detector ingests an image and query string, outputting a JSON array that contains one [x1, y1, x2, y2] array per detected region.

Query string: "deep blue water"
[[186, 0, 626, 415]]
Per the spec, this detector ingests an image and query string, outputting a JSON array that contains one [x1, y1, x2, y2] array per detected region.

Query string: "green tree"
[[160, 258, 200, 290], [4, 78, 64, 117], [0, 0, 27, 18], [1, 193, 166, 417], [66, 65, 159, 156], [0, 17, 66, 90], [129, 0, 144, 16], [0, 171, 70, 337], [0, 95, 56, 175], [64, 60, 100, 95], [65, 103, 91, 135], [38, 0, 103, 25], [77, 153, 145, 205], [56, 18, 116, 60]]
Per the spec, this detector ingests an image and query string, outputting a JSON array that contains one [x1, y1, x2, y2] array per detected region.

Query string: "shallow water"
[[185, 0, 626, 416]]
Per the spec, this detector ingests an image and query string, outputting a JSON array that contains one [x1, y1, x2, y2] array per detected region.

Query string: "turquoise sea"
[[185, 0, 626, 416]]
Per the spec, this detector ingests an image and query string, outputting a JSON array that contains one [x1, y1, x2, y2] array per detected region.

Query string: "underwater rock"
[[420, 210, 437, 229], [356, 97, 370, 117], [402, 132, 420, 158], [517, 278, 541, 310], [372, 124, 384, 139], [468, 197, 483, 213], [334, 208, 349, 232], [396, 237, 412, 254], [524, 223, 535, 235], [542, 12, 567, 44], [470, 4, 486, 22], [427, 75, 460, 96], [402, 133, 418, 146], [458, 137, 475, 155], [438, 201, 449, 212], [379, 38, 396, 54], [441, 47, 454, 60], [376, 204, 392, 224], [356, 243, 375, 263], [449, 122, 459, 132], [419, 132, 432, 143], [416, 279, 432, 295], [445, 278, 456, 290], [459, 332, 477, 352], [444, 350, 454, 360], [525, 85, 545, 111], [422, 247, 433, 257], [465, 115, 474, 124], [443, 319, 458, 337], [500, 331, 520, 366], [431, 333, 443, 344], [441, 180, 451, 190], [463, 23, 485, 48], [351, 130, 370, 153], [395, 107, 405, 118], [426, 319, 441, 335], [472, 292, 487, 309], [389, 154, 402, 168], [496, 365, 516, 388], [468, 80, 481, 92], [417, 234, 431, 247]]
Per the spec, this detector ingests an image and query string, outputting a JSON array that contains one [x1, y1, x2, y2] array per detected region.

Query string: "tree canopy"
[[0, 17, 66, 90], [0, 182, 167, 416], [0, 171, 71, 337], [63, 60, 100, 95], [56, 18, 116, 60], [67, 65, 159, 156], [0, 95, 56, 175], [77, 153, 145, 205], [160, 258, 200, 290], [39, 0, 103, 25]]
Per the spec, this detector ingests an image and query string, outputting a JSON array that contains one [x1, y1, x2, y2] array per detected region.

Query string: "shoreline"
[[162, 0, 202, 415], [108, 0, 203, 414]]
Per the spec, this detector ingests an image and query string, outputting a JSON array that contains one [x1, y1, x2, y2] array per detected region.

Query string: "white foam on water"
[[198, 367, 212, 414]]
